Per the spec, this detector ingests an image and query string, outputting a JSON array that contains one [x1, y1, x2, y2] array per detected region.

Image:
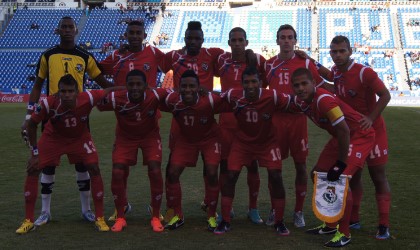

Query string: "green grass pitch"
[[0, 104, 419, 249]]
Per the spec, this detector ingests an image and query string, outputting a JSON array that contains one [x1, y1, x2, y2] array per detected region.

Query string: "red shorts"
[[112, 132, 162, 166], [38, 133, 99, 168], [273, 112, 308, 163], [168, 118, 179, 150], [220, 126, 235, 160], [314, 129, 375, 176], [219, 113, 237, 160], [170, 135, 221, 167], [228, 138, 282, 171], [365, 120, 388, 166]]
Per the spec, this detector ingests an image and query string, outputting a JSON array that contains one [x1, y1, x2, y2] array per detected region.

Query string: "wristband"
[[25, 114, 31, 120], [30, 146, 39, 156]]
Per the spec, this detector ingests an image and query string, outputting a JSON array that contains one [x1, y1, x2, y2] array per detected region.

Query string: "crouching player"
[[290, 68, 375, 247], [97, 70, 170, 232], [16, 74, 115, 234], [162, 70, 225, 231]]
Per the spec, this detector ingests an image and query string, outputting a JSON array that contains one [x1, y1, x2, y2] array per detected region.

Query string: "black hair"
[[331, 35, 351, 50], [181, 70, 200, 85], [229, 27, 247, 39], [186, 21, 202, 31], [58, 74, 78, 89], [277, 24, 297, 40], [241, 66, 260, 82], [58, 16, 76, 27], [126, 69, 147, 83], [291, 68, 314, 83]]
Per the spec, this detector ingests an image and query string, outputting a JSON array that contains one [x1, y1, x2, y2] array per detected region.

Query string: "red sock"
[[338, 190, 353, 237], [111, 168, 126, 218], [221, 196, 233, 222], [376, 192, 391, 227], [272, 198, 286, 223], [148, 169, 163, 218], [24, 176, 39, 222], [247, 172, 260, 209], [294, 184, 307, 212], [268, 182, 274, 209], [206, 184, 219, 218], [203, 177, 210, 205], [166, 182, 182, 217], [90, 175, 104, 218], [219, 172, 228, 190], [351, 187, 363, 222], [123, 167, 130, 206]]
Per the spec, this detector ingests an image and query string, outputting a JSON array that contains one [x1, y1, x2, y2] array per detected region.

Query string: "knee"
[[42, 166, 56, 175], [75, 163, 88, 172], [87, 165, 100, 176]]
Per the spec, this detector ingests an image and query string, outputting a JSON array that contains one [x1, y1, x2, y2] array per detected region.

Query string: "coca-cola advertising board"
[[0, 94, 47, 103]]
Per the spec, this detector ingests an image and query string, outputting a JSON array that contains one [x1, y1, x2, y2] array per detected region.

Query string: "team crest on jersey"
[[200, 117, 208, 124], [75, 64, 84, 73], [81, 116, 88, 122], [322, 186, 337, 204], [143, 63, 151, 71], [262, 113, 271, 120], [147, 110, 155, 117], [348, 89, 357, 97], [201, 63, 209, 71]]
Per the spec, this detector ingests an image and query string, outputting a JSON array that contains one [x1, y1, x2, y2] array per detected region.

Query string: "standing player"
[[161, 21, 223, 220], [162, 70, 224, 231], [16, 74, 113, 234], [20, 16, 113, 226], [162, 21, 257, 220], [97, 70, 170, 232], [264, 24, 324, 227], [214, 67, 292, 236], [307, 35, 391, 239], [100, 20, 165, 88], [100, 20, 166, 221], [215, 27, 267, 224], [291, 68, 375, 247]]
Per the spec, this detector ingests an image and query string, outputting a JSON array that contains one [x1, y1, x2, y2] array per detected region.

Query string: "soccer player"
[[306, 35, 392, 239], [100, 20, 165, 88], [97, 70, 169, 232], [162, 21, 257, 220], [100, 20, 166, 221], [20, 16, 113, 226], [264, 24, 325, 227], [161, 21, 224, 221], [291, 68, 375, 247], [162, 70, 224, 231], [214, 66, 292, 236], [214, 27, 267, 224], [16, 74, 113, 234]]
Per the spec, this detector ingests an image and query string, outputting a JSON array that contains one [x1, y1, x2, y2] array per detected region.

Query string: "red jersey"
[[97, 88, 171, 139], [265, 53, 324, 94], [216, 52, 267, 129], [223, 88, 291, 144], [162, 48, 224, 90], [31, 90, 106, 138], [163, 92, 224, 143], [100, 45, 165, 87], [329, 61, 386, 126], [294, 88, 367, 137], [215, 52, 267, 91]]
